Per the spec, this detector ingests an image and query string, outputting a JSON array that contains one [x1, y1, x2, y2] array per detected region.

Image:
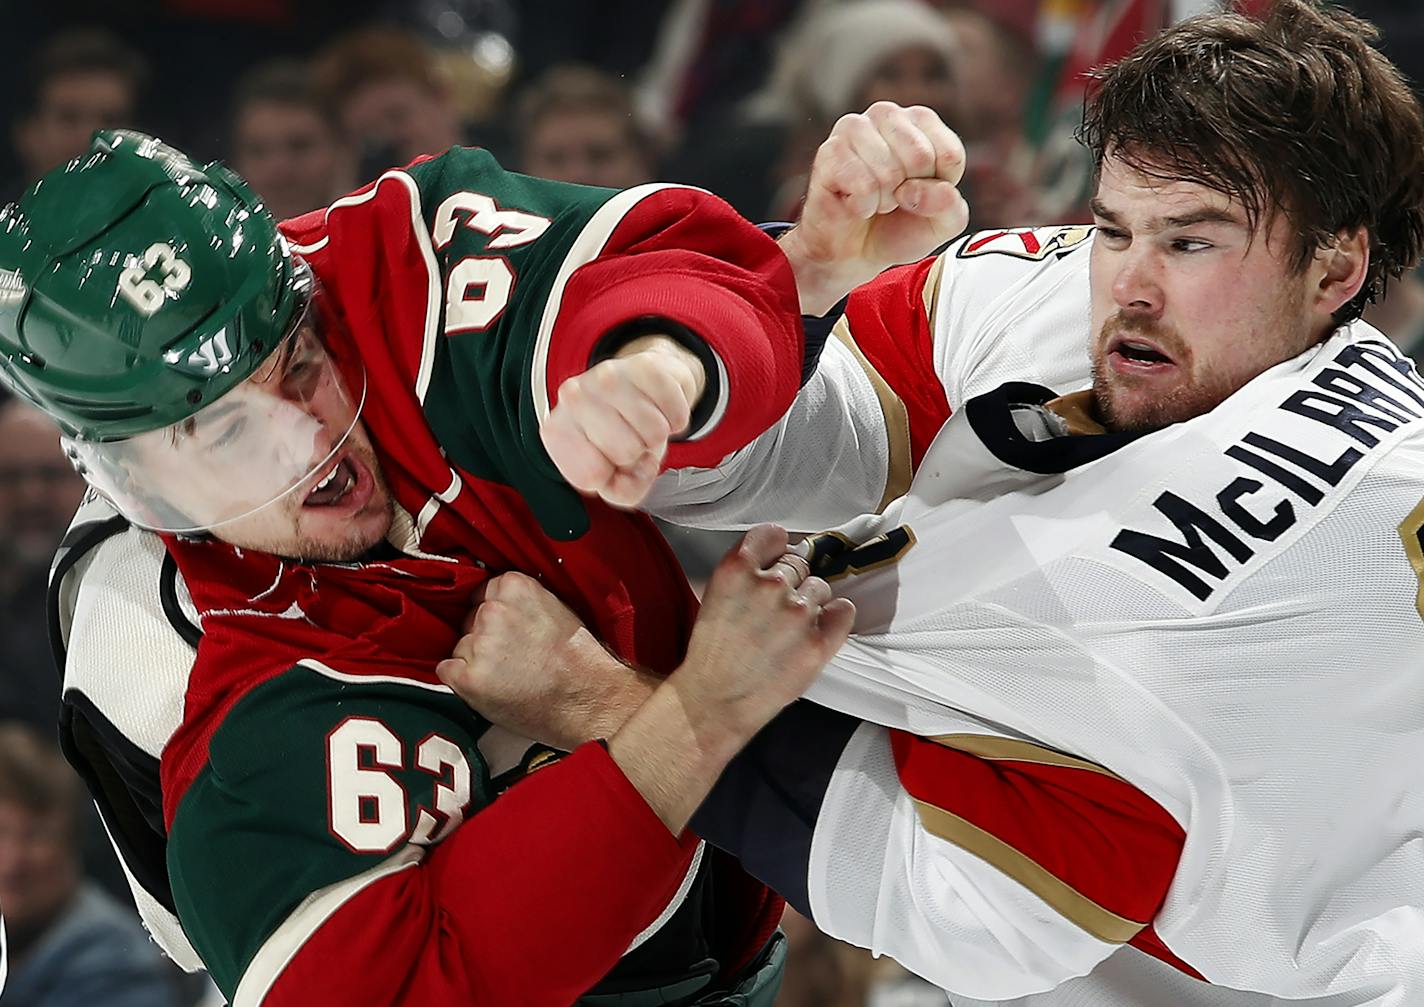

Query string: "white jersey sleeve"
[[646, 226, 1096, 530]]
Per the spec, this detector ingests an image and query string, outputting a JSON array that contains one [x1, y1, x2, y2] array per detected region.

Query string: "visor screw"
[[186, 389, 203, 405]]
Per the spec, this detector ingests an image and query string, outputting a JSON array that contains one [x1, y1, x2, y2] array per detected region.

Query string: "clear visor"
[[63, 304, 366, 534]]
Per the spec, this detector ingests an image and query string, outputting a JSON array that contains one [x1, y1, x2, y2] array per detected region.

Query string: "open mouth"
[[1110, 337, 1175, 369], [304, 456, 356, 507]]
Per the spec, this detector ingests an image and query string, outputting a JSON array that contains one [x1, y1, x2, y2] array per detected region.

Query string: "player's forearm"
[[261, 742, 700, 1007], [608, 676, 755, 834]]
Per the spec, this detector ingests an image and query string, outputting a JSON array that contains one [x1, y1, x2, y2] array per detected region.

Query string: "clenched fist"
[[436, 571, 657, 750], [541, 334, 704, 509], [781, 101, 970, 314]]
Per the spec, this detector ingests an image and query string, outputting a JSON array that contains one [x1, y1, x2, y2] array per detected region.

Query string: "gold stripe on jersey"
[[1044, 391, 1107, 436], [1397, 495, 1424, 619], [927, 734, 1125, 781], [922, 251, 947, 339], [910, 798, 1148, 945], [831, 316, 912, 511]]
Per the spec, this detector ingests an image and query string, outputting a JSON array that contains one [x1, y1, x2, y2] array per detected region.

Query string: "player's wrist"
[[778, 226, 868, 317], [665, 663, 779, 758], [613, 334, 708, 406], [574, 647, 660, 744], [607, 678, 749, 833]]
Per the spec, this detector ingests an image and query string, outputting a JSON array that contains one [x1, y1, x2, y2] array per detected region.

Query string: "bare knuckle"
[[644, 412, 673, 445], [902, 136, 936, 170], [499, 571, 535, 596], [558, 380, 587, 408], [592, 364, 623, 394], [609, 442, 642, 467]]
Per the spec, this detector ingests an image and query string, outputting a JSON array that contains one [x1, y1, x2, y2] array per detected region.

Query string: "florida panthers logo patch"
[[957, 225, 1093, 261]]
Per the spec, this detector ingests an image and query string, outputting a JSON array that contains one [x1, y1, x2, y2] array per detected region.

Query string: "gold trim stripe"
[[1044, 391, 1107, 436], [910, 798, 1147, 944], [922, 252, 948, 340], [1396, 496, 1424, 620], [831, 316, 912, 511], [927, 734, 1125, 782]]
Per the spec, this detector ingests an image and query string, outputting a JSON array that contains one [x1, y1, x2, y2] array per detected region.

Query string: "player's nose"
[[1110, 249, 1165, 316]]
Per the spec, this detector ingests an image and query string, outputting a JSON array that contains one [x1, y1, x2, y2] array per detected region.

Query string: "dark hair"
[[311, 26, 446, 119], [21, 28, 149, 119], [230, 59, 338, 131], [513, 64, 650, 155], [0, 723, 84, 824], [1079, 0, 1424, 324]]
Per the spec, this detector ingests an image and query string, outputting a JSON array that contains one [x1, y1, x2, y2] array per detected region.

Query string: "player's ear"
[[1311, 226, 1369, 320]]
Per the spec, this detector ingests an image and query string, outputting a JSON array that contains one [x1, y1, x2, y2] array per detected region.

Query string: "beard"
[[1090, 314, 1238, 433]]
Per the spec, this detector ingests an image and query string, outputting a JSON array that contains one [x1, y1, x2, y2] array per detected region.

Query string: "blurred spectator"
[[312, 26, 470, 180], [747, 0, 960, 219], [0, 724, 182, 1007], [940, 8, 1035, 155], [514, 65, 655, 189], [666, 0, 958, 221], [8, 30, 148, 196], [228, 60, 356, 222], [0, 402, 86, 733], [941, 7, 1042, 230]]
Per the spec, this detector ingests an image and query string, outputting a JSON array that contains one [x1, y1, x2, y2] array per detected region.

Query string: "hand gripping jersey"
[[50, 148, 801, 1006], [795, 326, 1424, 1004]]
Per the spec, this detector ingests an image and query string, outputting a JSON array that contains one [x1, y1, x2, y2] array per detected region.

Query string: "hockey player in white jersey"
[[443, 3, 1424, 1005]]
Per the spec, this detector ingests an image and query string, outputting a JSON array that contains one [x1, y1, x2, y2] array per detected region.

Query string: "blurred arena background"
[[0, 2, 1420, 1004]]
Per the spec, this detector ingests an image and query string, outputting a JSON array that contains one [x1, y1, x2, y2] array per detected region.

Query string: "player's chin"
[[293, 497, 393, 562], [1096, 381, 1176, 434]]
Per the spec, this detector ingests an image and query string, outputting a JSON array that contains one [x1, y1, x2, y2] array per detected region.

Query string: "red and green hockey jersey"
[[156, 148, 800, 1005]]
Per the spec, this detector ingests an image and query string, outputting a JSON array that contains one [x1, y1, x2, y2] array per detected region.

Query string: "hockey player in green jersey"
[[1, 104, 970, 1004]]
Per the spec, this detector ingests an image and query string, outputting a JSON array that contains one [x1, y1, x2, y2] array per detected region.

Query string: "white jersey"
[[796, 327, 1424, 1003]]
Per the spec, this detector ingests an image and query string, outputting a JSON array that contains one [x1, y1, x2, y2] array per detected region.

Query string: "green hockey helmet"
[[0, 130, 367, 533], [0, 129, 309, 439]]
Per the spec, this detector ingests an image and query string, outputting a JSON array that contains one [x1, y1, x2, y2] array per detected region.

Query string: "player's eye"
[[212, 418, 247, 449], [1096, 227, 1129, 245]]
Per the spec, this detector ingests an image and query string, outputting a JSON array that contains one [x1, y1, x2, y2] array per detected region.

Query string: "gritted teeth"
[[303, 457, 353, 506]]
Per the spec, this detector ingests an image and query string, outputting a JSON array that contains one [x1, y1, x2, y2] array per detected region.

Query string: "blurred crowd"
[[1, 1, 1422, 1004]]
